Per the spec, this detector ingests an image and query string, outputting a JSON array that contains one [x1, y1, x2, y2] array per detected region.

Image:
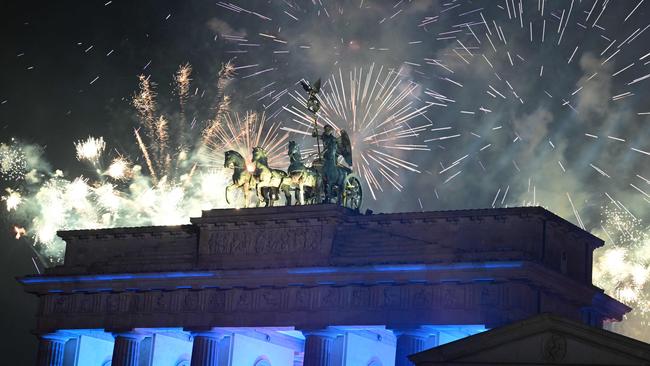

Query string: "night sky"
[[1, 1, 650, 363]]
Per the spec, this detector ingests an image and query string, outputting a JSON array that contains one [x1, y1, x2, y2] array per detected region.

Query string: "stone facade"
[[19, 205, 630, 366], [409, 313, 650, 365]]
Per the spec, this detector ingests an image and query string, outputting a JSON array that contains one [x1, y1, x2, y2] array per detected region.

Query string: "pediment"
[[410, 314, 650, 365]]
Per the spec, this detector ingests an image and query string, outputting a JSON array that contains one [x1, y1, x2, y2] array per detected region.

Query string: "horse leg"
[[299, 184, 305, 205], [256, 184, 263, 207], [243, 182, 249, 208], [225, 185, 231, 205], [280, 184, 291, 206]]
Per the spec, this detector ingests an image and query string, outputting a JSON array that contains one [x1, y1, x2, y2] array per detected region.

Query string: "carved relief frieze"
[[317, 287, 341, 309], [38, 282, 526, 330], [379, 286, 402, 309], [410, 286, 434, 309], [350, 287, 371, 308], [205, 289, 226, 313], [149, 291, 170, 312], [258, 288, 282, 311], [288, 287, 312, 310], [206, 225, 323, 255], [230, 289, 254, 311], [478, 285, 500, 306], [182, 291, 200, 312], [438, 285, 466, 309]]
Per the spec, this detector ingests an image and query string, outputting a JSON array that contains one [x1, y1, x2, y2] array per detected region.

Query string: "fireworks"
[[175, 63, 192, 109], [74, 136, 106, 164], [204, 110, 290, 172], [2, 0, 650, 340], [594, 205, 650, 327], [106, 157, 130, 180], [0, 139, 27, 181], [5, 137, 232, 262], [2, 188, 21, 211], [284, 65, 432, 200], [0, 61, 271, 264]]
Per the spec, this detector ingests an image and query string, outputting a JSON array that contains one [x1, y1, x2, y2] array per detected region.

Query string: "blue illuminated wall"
[[230, 333, 294, 366]]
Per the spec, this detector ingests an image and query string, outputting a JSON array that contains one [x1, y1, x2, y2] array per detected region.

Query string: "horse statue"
[[223, 150, 256, 208], [251, 147, 291, 207], [287, 140, 320, 205], [318, 125, 354, 204]]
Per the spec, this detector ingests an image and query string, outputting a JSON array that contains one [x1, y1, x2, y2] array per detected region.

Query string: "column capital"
[[110, 330, 147, 341], [38, 332, 75, 343], [36, 332, 72, 366]]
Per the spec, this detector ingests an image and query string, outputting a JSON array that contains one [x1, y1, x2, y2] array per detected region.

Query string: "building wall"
[[342, 332, 396, 366], [230, 333, 295, 366], [149, 333, 192, 366], [74, 335, 113, 366]]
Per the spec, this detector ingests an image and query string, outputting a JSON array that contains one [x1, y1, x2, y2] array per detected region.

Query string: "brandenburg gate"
[[19, 205, 629, 366]]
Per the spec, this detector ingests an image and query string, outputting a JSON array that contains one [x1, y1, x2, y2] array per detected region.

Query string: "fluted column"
[[36, 334, 69, 366], [190, 332, 223, 366], [302, 331, 335, 366], [111, 332, 145, 366], [394, 330, 429, 366]]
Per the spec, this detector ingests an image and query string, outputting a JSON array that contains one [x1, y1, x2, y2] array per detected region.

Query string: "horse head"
[[224, 150, 245, 169], [288, 141, 300, 156], [252, 146, 268, 163]]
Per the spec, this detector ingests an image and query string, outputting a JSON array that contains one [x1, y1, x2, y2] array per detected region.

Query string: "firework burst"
[[2, 188, 22, 211], [0, 60, 284, 265], [204, 110, 290, 172], [0, 139, 28, 181], [105, 157, 130, 180], [594, 204, 650, 338], [74, 136, 106, 164], [284, 64, 432, 200]]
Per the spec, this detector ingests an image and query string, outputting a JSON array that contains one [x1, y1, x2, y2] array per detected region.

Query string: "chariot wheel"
[[342, 174, 362, 210]]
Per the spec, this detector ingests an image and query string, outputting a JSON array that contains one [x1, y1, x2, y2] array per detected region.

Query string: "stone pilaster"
[[111, 332, 145, 366], [190, 331, 224, 366], [36, 334, 69, 366], [393, 330, 429, 366], [302, 331, 336, 366]]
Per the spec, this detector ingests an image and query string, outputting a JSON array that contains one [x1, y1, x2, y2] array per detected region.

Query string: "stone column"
[[36, 334, 69, 366], [393, 330, 429, 366], [190, 331, 224, 366], [302, 331, 336, 366], [111, 332, 145, 366]]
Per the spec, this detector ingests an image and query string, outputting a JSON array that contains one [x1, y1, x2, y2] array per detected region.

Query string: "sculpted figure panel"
[[289, 287, 312, 310], [206, 290, 226, 313], [259, 289, 282, 310], [410, 286, 434, 308], [351, 287, 370, 308], [438, 285, 467, 309], [182, 292, 200, 311], [207, 225, 323, 255]]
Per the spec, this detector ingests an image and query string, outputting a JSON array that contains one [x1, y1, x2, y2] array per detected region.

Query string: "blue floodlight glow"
[[20, 262, 522, 285], [287, 261, 523, 274], [20, 271, 215, 284]]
